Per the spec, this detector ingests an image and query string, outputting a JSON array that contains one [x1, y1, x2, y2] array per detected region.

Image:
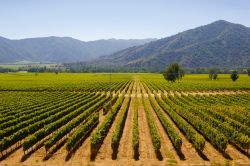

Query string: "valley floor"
[[0, 73, 249, 166]]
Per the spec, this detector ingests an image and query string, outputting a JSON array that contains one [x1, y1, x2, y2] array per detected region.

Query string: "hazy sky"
[[0, 0, 249, 41]]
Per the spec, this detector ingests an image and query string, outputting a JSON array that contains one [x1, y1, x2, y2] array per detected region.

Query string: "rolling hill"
[[82, 20, 250, 71], [0, 37, 155, 63]]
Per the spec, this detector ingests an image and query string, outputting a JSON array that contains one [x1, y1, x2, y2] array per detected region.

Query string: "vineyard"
[[0, 73, 249, 165]]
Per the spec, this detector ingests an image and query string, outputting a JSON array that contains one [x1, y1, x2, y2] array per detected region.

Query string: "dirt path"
[[0, 146, 24, 165], [1, 82, 250, 166], [0, 143, 66, 166], [94, 98, 129, 162], [135, 81, 156, 159], [117, 97, 134, 160], [225, 144, 250, 164], [137, 97, 156, 159], [1, 109, 109, 166], [117, 79, 137, 160], [132, 79, 137, 94], [146, 92, 202, 165], [69, 133, 92, 165], [58, 109, 106, 165], [146, 97, 177, 161], [49, 142, 67, 164], [13, 130, 69, 166], [201, 141, 227, 165], [140, 83, 209, 164], [154, 93, 224, 164], [152, 98, 205, 164]]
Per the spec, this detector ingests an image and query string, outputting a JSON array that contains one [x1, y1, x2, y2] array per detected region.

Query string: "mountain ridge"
[[82, 20, 250, 71], [0, 36, 156, 63]]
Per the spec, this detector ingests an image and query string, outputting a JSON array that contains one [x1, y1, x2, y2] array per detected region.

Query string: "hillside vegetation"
[[77, 20, 250, 71], [0, 37, 155, 63]]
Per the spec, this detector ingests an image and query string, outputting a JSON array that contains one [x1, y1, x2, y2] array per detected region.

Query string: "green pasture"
[[0, 73, 249, 91]]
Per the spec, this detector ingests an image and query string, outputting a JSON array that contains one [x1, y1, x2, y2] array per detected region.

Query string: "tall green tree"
[[231, 70, 239, 82], [247, 68, 250, 77], [163, 63, 184, 82], [208, 69, 218, 80]]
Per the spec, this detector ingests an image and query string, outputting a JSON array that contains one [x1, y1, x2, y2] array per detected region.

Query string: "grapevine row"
[[23, 94, 106, 152], [111, 95, 131, 155], [148, 95, 182, 151], [45, 95, 108, 152], [155, 94, 205, 151], [66, 112, 99, 153], [161, 94, 228, 152], [141, 94, 161, 153], [133, 95, 139, 159], [90, 94, 125, 159]]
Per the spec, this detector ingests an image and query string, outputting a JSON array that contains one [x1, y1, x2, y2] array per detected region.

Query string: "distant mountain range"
[[1, 20, 250, 71], [75, 20, 250, 71], [0, 37, 155, 63]]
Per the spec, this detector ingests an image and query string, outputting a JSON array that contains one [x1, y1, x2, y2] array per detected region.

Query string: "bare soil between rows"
[[1, 89, 249, 166]]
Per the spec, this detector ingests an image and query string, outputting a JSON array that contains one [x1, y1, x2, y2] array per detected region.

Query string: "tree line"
[[163, 63, 250, 82], [1, 65, 250, 79]]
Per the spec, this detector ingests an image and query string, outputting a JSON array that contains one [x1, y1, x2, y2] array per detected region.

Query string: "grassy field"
[[0, 73, 250, 90], [0, 73, 249, 166]]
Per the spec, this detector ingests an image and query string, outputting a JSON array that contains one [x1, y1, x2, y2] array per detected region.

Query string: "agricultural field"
[[0, 73, 249, 166]]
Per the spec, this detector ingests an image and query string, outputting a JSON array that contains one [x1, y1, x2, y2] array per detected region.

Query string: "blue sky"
[[0, 0, 249, 41]]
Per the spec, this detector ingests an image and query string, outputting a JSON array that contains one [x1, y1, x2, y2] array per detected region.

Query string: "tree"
[[163, 63, 185, 82], [247, 68, 250, 77], [208, 69, 218, 80], [213, 74, 218, 80], [231, 70, 239, 82]]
